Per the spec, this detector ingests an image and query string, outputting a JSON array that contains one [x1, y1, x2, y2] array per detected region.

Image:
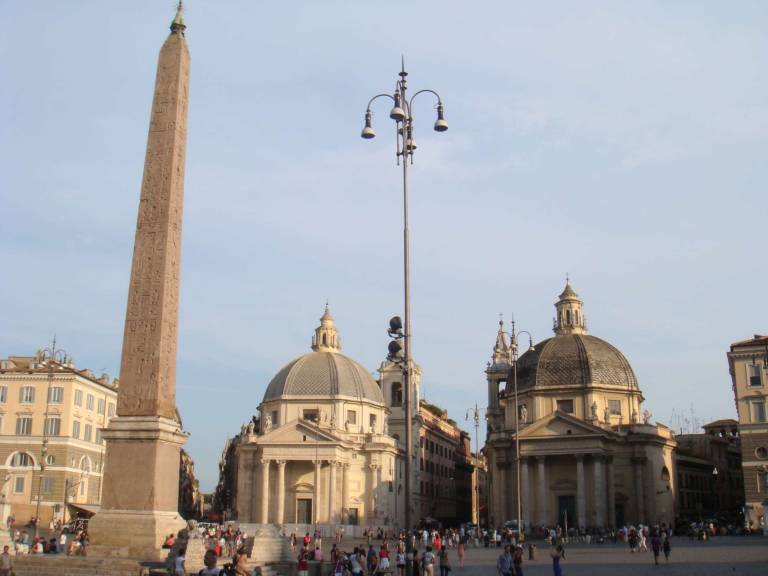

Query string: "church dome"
[[506, 281, 638, 392], [262, 306, 384, 404], [510, 333, 638, 392]]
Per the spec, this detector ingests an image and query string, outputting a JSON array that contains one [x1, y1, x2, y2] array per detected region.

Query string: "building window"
[[86, 394, 94, 411], [48, 386, 64, 404], [751, 401, 766, 423], [107, 403, 116, 417], [74, 390, 83, 407], [608, 399, 622, 416], [15, 417, 33, 436], [97, 398, 106, 415], [0, 385, 7, 403], [95, 429, 103, 444], [84, 423, 93, 442], [557, 399, 574, 414], [19, 386, 35, 404], [13, 477, 25, 494], [756, 447, 768, 460], [302, 409, 319, 423], [44, 417, 61, 436], [11, 452, 33, 467], [369, 414, 377, 432], [72, 420, 81, 439], [271, 410, 278, 427], [749, 364, 763, 387], [45, 454, 55, 466], [391, 382, 403, 407], [41, 476, 54, 495], [347, 410, 357, 425]]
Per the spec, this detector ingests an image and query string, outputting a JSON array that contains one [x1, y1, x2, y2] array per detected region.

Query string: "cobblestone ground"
[[449, 537, 768, 576]]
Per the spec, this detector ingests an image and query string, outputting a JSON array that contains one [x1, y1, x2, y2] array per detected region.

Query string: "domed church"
[[485, 282, 677, 531], [233, 306, 399, 531]]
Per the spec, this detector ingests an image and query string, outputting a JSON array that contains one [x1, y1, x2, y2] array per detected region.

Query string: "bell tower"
[[553, 278, 587, 335], [486, 318, 510, 433]]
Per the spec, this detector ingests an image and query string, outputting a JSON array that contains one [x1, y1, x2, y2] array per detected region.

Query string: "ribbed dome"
[[263, 351, 384, 404], [509, 334, 638, 392]]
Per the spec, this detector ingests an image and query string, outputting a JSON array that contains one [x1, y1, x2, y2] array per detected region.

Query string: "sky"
[[1, 1, 766, 492]]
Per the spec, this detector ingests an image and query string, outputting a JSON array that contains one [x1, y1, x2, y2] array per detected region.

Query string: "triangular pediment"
[[258, 418, 343, 444], [519, 411, 615, 439]]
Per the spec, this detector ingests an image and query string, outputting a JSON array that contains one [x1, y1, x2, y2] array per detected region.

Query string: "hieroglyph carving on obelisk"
[[89, 4, 190, 560]]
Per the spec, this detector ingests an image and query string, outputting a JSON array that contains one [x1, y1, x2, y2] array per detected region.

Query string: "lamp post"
[[509, 321, 534, 538], [39, 337, 69, 527], [34, 438, 49, 538], [465, 404, 483, 526], [361, 61, 448, 559]]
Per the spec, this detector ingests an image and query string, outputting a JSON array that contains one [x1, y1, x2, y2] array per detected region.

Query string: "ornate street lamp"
[[508, 320, 534, 539], [465, 404, 484, 526], [361, 60, 448, 564]]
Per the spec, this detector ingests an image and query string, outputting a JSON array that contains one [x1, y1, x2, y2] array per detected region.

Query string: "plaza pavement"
[[323, 537, 767, 576]]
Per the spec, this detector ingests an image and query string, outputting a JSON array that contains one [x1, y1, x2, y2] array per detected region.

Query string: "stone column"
[[576, 455, 586, 529], [593, 456, 604, 528], [497, 461, 507, 523], [368, 464, 379, 525], [537, 456, 547, 527], [88, 5, 190, 560], [260, 459, 271, 524], [341, 463, 350, 524], [328, 461, 337, 524], [235, 449, 250, 520], [633, 457, 646, 524], [606, 457, 615, 528], [314, 460, 322, 526], [276, 460, 286, 525], [521, 457, 531, 530]]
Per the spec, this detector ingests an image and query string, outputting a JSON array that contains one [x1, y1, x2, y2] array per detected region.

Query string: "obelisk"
[[89, 3, 190, 560]]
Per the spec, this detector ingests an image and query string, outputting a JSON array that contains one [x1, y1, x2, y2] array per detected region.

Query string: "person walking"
[[512, 545, 524, 576], [457, 536, 465, 568], [550, 544, 564, 576], [496, 545, 513, 576], [438, 547, 451, 576], [662, 534, 672, 563], [651, 533, 661, 566], [422, 546, 436, 576]]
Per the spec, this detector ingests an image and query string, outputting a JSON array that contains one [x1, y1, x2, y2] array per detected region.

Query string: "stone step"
[[11, 555, 160, 576]]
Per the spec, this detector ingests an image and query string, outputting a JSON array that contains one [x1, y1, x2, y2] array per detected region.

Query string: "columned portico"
[[276, 460, 286, 525], [521, 457, 531, 528], [260, 459, 271, 524], [576, 455, 586, 528], [313, 460, 322, 525], [341, 463, 350, 524], [593, 455, 604, 527], [633, 457, 646, 524], [607, 457, 615, 527], [328, 461, 337, 524], [536, 456, 547, 526]]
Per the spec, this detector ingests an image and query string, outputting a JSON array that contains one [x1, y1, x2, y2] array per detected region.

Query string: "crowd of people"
[[4, 514, 89, 557]]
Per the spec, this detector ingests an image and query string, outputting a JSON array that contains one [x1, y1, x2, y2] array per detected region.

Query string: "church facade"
[[232, 307, 400, 531], [485, 282, 677, 531]]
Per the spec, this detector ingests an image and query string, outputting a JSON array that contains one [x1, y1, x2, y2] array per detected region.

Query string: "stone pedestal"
[[249, 525, 293, 563], [89, 416, 187, 560]]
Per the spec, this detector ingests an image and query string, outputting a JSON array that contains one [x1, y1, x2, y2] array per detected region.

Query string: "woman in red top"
[[434, 534, 442, 552], [378, 544, 391, 575]]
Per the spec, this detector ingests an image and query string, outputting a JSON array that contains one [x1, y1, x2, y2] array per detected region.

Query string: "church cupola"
[[311, 304, 341, 352], [553, 278, 587, 335]]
